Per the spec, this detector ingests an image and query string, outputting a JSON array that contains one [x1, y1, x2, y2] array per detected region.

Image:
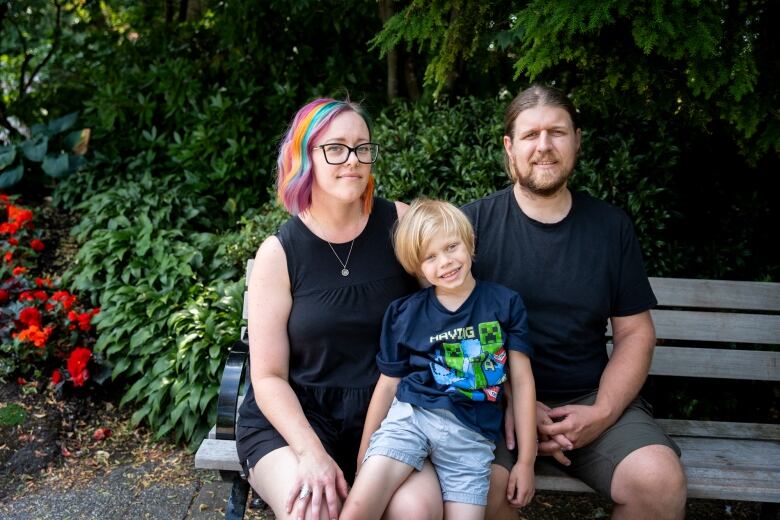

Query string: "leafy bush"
[[373, 97, 507, 205], [120, 279, 244, 444], [0, 112, 89, 190]]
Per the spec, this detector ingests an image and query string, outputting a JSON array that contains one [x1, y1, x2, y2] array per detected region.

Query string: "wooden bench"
[[195, 265, 780, 519]]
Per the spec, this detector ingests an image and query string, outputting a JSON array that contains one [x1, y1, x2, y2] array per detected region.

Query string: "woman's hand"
[[286, 448, 349, 520]]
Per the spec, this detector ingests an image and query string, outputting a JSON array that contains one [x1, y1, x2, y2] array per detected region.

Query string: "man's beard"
[[512, 156, 573, 197]]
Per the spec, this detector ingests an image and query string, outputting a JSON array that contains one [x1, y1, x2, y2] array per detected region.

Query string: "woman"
[[236, 99, 444, 520]]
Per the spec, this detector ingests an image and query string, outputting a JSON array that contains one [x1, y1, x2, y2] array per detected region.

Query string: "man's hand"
[[542, 403, 610, 450], [535, 402, 573, 465]]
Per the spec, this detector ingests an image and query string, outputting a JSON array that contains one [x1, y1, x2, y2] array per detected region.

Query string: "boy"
[[340, 199, 537, 520]]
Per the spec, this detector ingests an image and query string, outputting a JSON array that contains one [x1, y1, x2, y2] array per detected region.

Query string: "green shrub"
[[373, 97, 507, 205], [121, 279, 244, 444], [0, 112, 89, 191]]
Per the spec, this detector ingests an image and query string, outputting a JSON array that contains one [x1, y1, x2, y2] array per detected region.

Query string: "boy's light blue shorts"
[[364, 399, 495, 506]]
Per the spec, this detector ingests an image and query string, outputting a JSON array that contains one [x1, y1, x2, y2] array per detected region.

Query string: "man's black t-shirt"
[[462, 187, 656, 401]]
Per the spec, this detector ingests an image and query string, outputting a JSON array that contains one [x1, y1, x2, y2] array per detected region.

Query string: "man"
[[462, 84, 687, 519]]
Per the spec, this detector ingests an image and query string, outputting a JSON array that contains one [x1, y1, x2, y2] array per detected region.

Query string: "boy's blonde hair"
[[394, 199, 476, 275]]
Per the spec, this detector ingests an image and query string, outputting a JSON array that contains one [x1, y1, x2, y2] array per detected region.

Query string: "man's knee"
[[612, 445, 686, 513]]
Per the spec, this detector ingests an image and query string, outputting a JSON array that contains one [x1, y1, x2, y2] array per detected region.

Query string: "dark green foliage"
[[375, 0, 778, 159], [0, 112, 88, 190], [373, 97, 507, 204], [0, 403, 26, 427], [371, 0, 507, 97]]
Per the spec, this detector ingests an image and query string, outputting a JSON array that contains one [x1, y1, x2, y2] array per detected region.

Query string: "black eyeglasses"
[[314, 143, 380, 165]]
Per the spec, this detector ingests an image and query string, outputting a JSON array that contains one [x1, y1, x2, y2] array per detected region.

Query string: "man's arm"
[[542, 310, 655, 448]]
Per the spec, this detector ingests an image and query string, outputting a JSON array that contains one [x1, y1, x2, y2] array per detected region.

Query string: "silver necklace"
[[309, 213, 357, 277], [326, 240, 354, 277]]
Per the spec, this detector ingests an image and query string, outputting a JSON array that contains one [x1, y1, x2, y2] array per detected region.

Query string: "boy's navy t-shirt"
[[378, 280, 533, 442]]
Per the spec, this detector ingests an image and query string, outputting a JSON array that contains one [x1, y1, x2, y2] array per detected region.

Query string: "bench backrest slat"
[[644, 346, 778, 380], [606, 310, 780, 344], [650, 277, 780, 311], [651, 309, 780, 344]]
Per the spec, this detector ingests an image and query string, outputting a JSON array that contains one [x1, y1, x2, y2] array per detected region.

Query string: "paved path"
[[0, 466, 272, 520]]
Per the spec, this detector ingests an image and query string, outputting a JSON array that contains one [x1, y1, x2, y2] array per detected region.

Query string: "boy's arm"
[[356, 374, 400, 472], [508, 350, 536, 507]]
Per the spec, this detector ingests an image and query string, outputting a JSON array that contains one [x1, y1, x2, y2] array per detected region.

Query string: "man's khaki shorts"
[[493, 391, 680, 499]]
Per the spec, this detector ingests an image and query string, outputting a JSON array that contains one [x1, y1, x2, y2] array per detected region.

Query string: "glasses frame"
[[314, 142, 380, 165]]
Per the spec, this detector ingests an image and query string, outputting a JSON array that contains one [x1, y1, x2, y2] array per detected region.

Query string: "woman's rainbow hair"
[[276, 98, 375, 215]]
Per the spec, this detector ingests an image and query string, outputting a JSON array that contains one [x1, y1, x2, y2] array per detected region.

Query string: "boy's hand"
[[507, 461, 535, 507]]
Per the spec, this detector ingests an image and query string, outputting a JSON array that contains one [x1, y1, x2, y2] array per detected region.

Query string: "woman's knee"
[[246, 447, 308, 518]]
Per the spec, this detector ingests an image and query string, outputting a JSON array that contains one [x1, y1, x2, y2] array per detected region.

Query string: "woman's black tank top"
[[238, 198, 417, 428]]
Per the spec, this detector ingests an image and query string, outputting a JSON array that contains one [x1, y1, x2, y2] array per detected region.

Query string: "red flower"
[[35, 277, 52, 287], [67, 347, 92, 387], [0, 221, 19, 235], [3, 251, 11, 263], [30, 239, 45, 252], [12, 266, 26, 276], [77, 312, 94, 331], [19, 307, 42, 328], [19, 290, 47, 302], [16, 377, 27, 385], [52, 369, 62, 385], [7, 237, 18, 246], [15, 325, 52, 348], [53, 291, 77, 310], [7, 205, 33, 226], [0, 288, 8, 304]]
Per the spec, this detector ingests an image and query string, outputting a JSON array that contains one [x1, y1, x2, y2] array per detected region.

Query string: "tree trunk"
[[165, 0, 174, 23], [186, 0, 205, 21], [404, 54, 421, 101], [378, 0, 398, 102], [178, 0, 189, 22]]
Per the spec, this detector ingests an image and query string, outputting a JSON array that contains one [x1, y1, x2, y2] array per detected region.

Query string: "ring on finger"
[[298, 484, 311, 501]]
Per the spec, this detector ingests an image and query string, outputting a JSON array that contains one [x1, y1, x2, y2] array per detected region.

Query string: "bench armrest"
[[216, 340, 249, 441]]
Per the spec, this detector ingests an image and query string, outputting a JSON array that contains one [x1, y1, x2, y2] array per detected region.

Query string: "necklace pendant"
[[341, 268, 350, 277]]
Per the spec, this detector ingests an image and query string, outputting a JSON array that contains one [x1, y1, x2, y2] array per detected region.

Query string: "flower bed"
[[1, 194, 104, 389]]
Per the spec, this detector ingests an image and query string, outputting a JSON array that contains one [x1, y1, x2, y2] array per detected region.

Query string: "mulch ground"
[[0, 381, 197, 504]]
